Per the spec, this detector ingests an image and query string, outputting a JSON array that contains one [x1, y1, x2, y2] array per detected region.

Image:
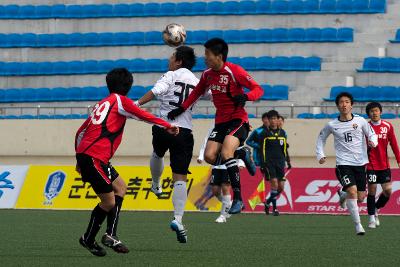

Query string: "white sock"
[[172, 181, 187, 224], [369, 215, 376, 222], [339, 191, 347, 199], [346, 199, 361, 224], [150, 152, 164, 186], [221, 194, 231, 216]]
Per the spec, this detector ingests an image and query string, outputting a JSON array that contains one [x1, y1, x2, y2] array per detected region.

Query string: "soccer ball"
[[162, 23, 186, 47]]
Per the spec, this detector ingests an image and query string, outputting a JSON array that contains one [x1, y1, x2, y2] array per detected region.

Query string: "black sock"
[[84, 204, 108, 244], [268, 190, 279, 209], [224, 158, 241, 200], [234, 148, 245, 160], [367, 194, 376, 215], [375, 193, 390, 209], [106, 195, 124, 236]]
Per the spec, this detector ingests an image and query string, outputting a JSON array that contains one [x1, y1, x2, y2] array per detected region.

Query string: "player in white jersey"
[[316, 92, 378, 235], [136, 46, 199, 243]]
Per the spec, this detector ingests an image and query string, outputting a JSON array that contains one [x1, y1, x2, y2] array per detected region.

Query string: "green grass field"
[[1, 210, 399, 266]]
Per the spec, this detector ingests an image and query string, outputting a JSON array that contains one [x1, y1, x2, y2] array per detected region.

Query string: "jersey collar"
[[338, 113, 354, 122]]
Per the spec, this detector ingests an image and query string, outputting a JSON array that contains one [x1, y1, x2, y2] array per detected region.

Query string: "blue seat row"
[[0, 114, 89, 120], [298, 112, 396, 119], [0, 84, 289, 103], [390, 29, 400, 43], [0, 28, 353, 48], [0, 0, 386, 19], [0, 56, 321, 76], [358, 57, 400, 73], [324, 86, 400, 102]]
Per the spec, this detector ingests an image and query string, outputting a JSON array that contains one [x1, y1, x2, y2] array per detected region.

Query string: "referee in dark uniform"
[[258, 110, 289, 216]]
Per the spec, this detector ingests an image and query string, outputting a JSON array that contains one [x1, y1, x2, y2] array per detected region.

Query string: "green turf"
[[1, 210, 399, 266]]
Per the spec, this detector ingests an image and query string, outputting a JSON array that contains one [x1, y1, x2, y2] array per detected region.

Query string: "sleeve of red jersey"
[[232, 65, 263, 101], [181, 72, 207, 110], [388, 123, 400, 163], [75, 117, 91, 150], [117, 95, 172, 129]]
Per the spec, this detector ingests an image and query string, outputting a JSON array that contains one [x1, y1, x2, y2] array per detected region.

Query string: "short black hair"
[[262, 112, 269, 119], [335, 92, 354, 106], [266, 110, 279, 119], [204, 38, 228, 62], [278, 115, 285, 121], [175, 46, 196, 70], [106, 68, 133, 96], [366, 102, 382, 115]]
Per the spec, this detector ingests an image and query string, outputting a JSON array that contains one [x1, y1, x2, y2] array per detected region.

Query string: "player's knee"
[[204, 153, 217, 165], [357, 195, 365, 203], [100, 200, 115, 212], [346, 187, 358, 199]]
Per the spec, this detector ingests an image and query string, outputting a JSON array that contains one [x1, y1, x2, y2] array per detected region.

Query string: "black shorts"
[[335, 165, 366, 191], [152, 125, 194, 175], [208, 119, 250, 146], [262, 160, 286, 181], [210, 167, 230, 186], [367, 169, 391, 184], [76, 153, 119, 194]]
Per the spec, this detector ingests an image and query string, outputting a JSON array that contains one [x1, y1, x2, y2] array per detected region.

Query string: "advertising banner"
[[242, 168, 400, 215], [15, 165, 223, 211], [0, 166, 29, 208]]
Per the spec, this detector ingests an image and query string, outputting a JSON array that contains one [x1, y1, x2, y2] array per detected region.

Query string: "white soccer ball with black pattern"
[[162, 23, 186, 47]]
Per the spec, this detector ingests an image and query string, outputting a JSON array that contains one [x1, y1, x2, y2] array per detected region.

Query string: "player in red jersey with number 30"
[[168, 38, 264, 214], [75, 68, 178, 257], [365, 102, 400, 228]]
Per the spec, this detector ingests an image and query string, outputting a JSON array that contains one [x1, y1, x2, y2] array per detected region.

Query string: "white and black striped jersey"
[[151, 68, 199, 130], [316, 114, 378, 166]]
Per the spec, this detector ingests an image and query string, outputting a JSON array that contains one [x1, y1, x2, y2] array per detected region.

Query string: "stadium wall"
[[1, 119, 399, 167]]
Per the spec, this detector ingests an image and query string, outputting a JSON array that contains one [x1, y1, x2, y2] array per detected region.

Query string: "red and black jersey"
[[75, 93, 172, 163], [181, 62, 263, 124], [367, 120, 400, 170]]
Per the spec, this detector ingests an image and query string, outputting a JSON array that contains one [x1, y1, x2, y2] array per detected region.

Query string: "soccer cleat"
[[101, 233, 129, 253], [150, 183, 162, 198], [273, 209, 280, 216], [79, 236, 107, 257], [170, 220, 187, 243], [240, 147, 257, 176], [355, 223, 366, 235], [375, 209, 380, 227], [264, 203, 270, 215], [228, 199, 244, 214], [215, 215, 227, 223], [337, 189, 347, 209], [368, 220, 376, 229]]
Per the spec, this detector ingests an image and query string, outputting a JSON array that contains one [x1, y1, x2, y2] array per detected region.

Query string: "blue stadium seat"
[[256, 29, 272, 42], [380, 86, 399, 101], [52, 88, 69, 101], [0, 90, 4, 102], [320, 0, 336, 13], [52, 62, 69, 75], [37, 34, 54, 47], [362, 57, 380, 71], [66, 87, 83, 101], [113, 4, 131, 17], [128, 4, 144, 17], [20, 63, 37, 75], [271, 28, 288, 42], [98, 33, 113, 46], [306, 57, 322, 71], [337, 28, 353, 42], [18, 5, 35, 18], [223, 1, 240, 15], [380, 57, 398, 72], [348, 86, 366, 101], [223, 30, 241, 43], [97, 4, 113, 17], [36, 62, 53, 75], [4, 89, 22, 102], [392, 30, 400, 43], [289, 56, 306, 70], [67, 61, 84, 74], [303, 0, 319, 13], [190, 2, 207, 15], [175, 2, 192, 16], [143, 3, 160, 16], [271, 0, 289, 14], [80, 86, 97, 101], [20, 33, 36, 47], [81, 5, 99, 18], [53, 33, 69, 47], [240, 57, 257, 70], [321, 28, 337, 42], [187, 30, 208, 44], [4, 62, 21, 76], [328, 113, 340, 119], [238, 1, 255, 15], [82, 60, 99, 74], [287, 28, 305, 42], [240, 29, 257, 43], [51, 4, 66, 17], [19, 115, 35, 120], [314, 113, 329, 119], [129, 86, 149, 100], [260, 85, 271, 100], [3, 115, 18, 119], [381, 113, 396, 119], [97, 60, 115, 73], [274, 56, 290, 70], [36, 88, 52, 102], [114, 59, 130, 69], [297, 113, 314, 119], [369, 0, 386, 13], [66, 5, 83, 18], [352, 0, 369, 13], [305, 28, 322, 41], [257, 56, 273, 70], [145, 31, 162, 45], [4, 5, 19, 18], [35, 5, 52, 18], [271, 85, 289, 100], [38, 114, 51, 119], [82, 33, 99, 46], [256, 0, 271, 14], [4, 34, 19, 47], [288, 0, 304, 13], [128, 59, 145, 72], [336, 0, 352, 13], [159, 3, 176, 16], [126, 32, 144, 45], [207, 1, 225, 15], [68, 33, 84, 47], [207, 30, 224, 39]]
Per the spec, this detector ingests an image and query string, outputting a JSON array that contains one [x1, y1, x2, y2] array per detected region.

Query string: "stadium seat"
[[352, 0, 369, 13], [128, 4, 144, 16], [4, 115, 19, 119], [256, 29, 272, 42], [381, 86, 400, 101], [319, 0, 336, 13], [51, 4, 66, 17], [223, 1, 240, 15], [381, 113, 397, 119], [113, 4, 131, 17], [159, 3, 176, 16], [66, 5, 83, 18], [175, 2, 192, 16], [289, 56, 306, 70], [256, 56, 273, 70], [321, 28, 337, 42], [288, 28, 305, 42], [240, 29, 257, 43], [303, 0, 319, 13], [369, 0, 386, 13], [53, 33, 69, 47], [362, 57, 380, 71], [207, 30, 224, 39], [380, 57, 398, 72], [305, 28, 322, 41], [275, 56, 290, 70], [4, 5, 19, 18], [145, 31, 162, 45], [288, 0, 304, 13], [97, 60, 115, 73], [336, 0, 353, 13], [314, 113, 329, 119], [256, 0, 271, 14], [97, 4, 113, 18], [188, 30, 208, 44], [98, 33, 113, 46], [271, 28, 288, 42], [297, 113, 314, 119], [337, 28, 353, 42], [36, 88, 52, 102], [240, 57, 257, 70], [35, 5, 52, 18], [207, 1, 225, 15], [189, 2, 207, 15], [223, 30, 241, 43], [143, 3, 160, 16], [81, 5, 99, 18], [271, 85, 289, 100], [328, 113, 340, 119], [37, 34, 54, 47], [306, 57, 321, 71], [271, 0, 289, 14], [20, 33, 36, 47], [237, 1, 255, 15]]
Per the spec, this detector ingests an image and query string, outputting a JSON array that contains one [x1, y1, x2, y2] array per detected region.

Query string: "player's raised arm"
[[362, 119, 378, 148], [388, 123, 400, 165], [136, 72, 173, 107], [316, 123, 332, 163]]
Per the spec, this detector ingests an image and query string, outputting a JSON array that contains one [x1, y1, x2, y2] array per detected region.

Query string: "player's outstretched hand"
[[167, 106, 185, 120], [167, 125, 180, 136], [319, 157, 326, 164], [232, 94, 248, 107]]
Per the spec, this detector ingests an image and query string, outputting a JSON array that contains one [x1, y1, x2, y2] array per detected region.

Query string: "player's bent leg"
[[367, 183, 377, 229], [204, 140, 222, 165], [375, 182, 392, 227], [345, 186, 365, 235], [235, 147, 256, 176]]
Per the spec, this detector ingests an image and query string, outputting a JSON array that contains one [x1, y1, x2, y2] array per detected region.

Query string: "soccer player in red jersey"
[[365, 102, 400, 228], [168, 38, 264, 214], [75, 68, 178, 256]]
